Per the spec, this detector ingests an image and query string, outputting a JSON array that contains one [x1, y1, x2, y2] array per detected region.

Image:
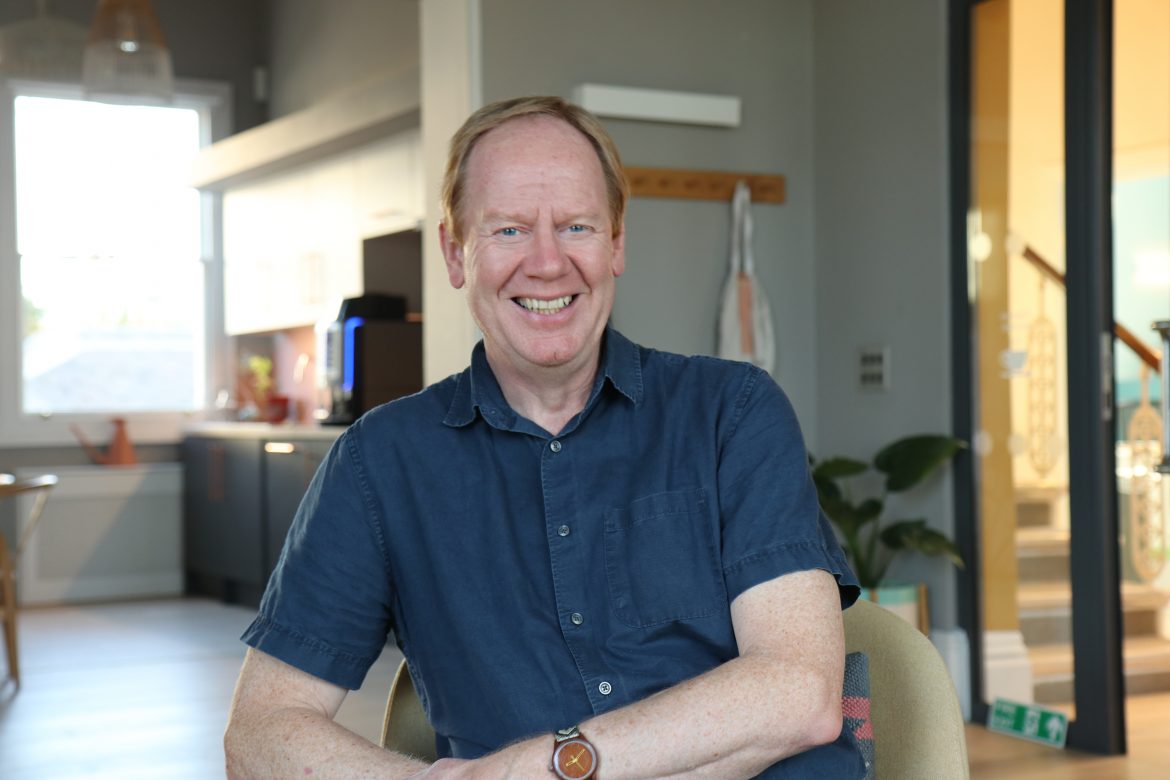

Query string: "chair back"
[[380, 658, 437, 761], [1, 472, 57, 688], [844, 598, 969, 778]]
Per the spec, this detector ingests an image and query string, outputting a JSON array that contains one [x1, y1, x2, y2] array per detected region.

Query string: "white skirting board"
[[15, 464, 183, 605]]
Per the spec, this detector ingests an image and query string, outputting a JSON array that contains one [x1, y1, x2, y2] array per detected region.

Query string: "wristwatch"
[[550, 725, 598, 779]]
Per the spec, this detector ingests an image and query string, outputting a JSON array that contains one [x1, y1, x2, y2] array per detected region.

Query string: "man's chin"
[[508, 340, 591, 372]]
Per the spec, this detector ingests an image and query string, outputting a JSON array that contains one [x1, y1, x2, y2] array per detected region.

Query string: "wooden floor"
[[0, 598, 402, 779], [0, 598, 1168, 778], [967, 692, 1170, 779]]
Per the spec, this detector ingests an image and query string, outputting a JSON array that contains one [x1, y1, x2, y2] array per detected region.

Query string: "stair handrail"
[[1018, 243, 1163, 373]]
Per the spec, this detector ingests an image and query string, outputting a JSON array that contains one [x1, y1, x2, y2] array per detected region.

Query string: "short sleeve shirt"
[[242, 329, 863, 777]]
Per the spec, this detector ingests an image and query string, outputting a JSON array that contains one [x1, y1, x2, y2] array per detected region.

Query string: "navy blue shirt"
[[243, 329, 863, 776]]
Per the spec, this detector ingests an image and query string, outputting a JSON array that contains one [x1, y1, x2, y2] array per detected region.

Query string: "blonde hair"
[[441, 96, 629, 241]]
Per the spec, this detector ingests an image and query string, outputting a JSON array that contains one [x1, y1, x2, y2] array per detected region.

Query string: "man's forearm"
[[480, 650, 842, 780], [224, 705, 431, 779], [475, 571, 848, 780]]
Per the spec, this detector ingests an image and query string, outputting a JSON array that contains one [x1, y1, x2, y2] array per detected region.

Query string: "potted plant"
[[811, 434, 966, 629]]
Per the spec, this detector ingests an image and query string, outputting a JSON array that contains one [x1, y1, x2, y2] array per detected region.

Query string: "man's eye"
[[567, 224, 591, 234], [497, 227, 521, 237]]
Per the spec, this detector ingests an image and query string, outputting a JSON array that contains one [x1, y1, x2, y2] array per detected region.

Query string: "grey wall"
[[812, 1, 957, 627], [0, 0, 270, 131], [266, 0, 418, 118], [479, 0, 821, 442]]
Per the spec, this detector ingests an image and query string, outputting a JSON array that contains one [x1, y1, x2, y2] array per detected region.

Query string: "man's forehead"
[[468, 115, 597, 168], [463, 117, 604, 191]]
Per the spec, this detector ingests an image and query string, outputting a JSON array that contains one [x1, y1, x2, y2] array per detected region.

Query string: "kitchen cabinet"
[[262, 438, 331, 582], [183, 436, 264, 603], [183, 426, 341, 606], [353, 128, 423, 240], [222, 129, 422, 335]]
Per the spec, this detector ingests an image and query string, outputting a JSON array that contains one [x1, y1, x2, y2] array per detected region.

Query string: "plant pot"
[[858, 581, 928, 633]]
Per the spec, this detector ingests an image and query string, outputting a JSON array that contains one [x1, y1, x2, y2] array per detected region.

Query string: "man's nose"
[[525, 221, 570, 277]]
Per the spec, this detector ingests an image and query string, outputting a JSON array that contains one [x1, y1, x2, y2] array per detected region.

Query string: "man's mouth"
[[514, 295, 575, 315]]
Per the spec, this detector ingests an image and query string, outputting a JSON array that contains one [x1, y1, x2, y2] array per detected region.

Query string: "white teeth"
[[516, 295, 573, 314]]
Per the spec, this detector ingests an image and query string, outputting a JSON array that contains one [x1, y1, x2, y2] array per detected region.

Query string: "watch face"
[[553, 737, 597, 779]]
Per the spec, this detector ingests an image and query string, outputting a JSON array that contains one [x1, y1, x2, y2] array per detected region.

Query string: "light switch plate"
[[858, 346, 891, 392]]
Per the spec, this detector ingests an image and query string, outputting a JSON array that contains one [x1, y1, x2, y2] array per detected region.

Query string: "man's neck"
[[484, 348, 601, 436]]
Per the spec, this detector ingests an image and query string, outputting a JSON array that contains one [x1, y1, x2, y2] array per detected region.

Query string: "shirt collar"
[[443, 327, 643, 429]]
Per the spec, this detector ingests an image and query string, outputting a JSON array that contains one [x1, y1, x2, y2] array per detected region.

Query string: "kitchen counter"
[[184, 421, 345, 441]]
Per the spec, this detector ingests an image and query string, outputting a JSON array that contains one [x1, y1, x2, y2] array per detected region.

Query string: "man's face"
[[441, 116, 625, 381]]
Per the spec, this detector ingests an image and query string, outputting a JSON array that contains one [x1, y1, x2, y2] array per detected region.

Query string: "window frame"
[[0, 77, 233, 446]]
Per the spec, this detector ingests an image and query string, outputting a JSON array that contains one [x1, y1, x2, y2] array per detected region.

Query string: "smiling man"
[[225, 97, 864, 779]]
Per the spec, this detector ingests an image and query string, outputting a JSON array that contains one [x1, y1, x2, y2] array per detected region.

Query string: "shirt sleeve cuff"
[[723, 539, 861, 609], [241, 614, 378, 690]]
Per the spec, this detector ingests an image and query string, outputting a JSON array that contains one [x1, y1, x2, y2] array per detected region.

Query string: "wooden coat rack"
[[624, 166, 785, 204]]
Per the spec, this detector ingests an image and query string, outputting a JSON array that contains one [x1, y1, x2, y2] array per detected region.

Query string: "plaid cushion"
[[843, 651, 876, 779]]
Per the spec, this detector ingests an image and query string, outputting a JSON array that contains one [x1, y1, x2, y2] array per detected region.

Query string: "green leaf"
[[880, 519, 965, 568], [873, 435, 966, 492], [820, 496, 862, 535], [812, 472, 842, 502], [813, 457, 869, 480], [857, 498, 883, 522], [821, 495, 883, 538]]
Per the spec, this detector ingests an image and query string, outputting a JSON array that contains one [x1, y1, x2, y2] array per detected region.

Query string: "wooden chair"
[[380, 599, 970, 777], [0, 473, 58, 688]]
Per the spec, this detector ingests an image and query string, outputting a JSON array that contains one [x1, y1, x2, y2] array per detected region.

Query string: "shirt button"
[[598, 681, 613, 695], [549, 440, 562, 453], [558, 525, 571, 537], [570, 612, 584, 626]]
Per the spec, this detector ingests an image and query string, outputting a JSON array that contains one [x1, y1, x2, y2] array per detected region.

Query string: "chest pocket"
[[604, 488, 727, 628]]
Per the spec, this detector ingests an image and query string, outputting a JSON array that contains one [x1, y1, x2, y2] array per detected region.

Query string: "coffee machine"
[[316, 294, 423, 425]]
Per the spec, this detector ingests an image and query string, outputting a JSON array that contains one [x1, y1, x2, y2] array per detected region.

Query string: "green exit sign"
[[988, 698, 1069, 748]]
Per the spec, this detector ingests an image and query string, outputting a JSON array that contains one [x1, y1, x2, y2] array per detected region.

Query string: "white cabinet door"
[[354, 128, 423, 239], [224, 172, 316, 334], [308, 153, 362, 313], [222, 130, 422, 335]]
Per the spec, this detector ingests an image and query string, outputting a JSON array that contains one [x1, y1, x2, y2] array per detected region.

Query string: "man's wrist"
[[550, 726, 599, 779], [477, 735, 548, 780]]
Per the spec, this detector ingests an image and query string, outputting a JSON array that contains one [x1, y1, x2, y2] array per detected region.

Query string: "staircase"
[[1016, 487, 1170, 704]]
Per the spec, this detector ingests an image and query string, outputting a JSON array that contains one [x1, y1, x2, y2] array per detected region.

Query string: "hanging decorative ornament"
[[82, 0, 173, 104], [717, 181, 776, 375]]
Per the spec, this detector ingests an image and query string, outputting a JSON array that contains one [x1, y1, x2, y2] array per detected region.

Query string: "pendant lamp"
[[82, 0, 173, 104], [0, 0, 87, 82]]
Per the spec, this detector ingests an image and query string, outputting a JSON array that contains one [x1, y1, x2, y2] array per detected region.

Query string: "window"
[[1, 80, 229, 445]]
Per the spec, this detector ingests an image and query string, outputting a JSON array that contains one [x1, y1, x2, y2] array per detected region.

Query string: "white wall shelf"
[[190, 66, 420, 191]]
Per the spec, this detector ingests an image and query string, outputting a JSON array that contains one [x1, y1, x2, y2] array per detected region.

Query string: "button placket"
[[540, 429, 610, 713]]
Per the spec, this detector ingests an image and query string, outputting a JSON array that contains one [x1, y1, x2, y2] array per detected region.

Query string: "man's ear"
[[439, 221, 465, 289], [611, 222, 627, 278]]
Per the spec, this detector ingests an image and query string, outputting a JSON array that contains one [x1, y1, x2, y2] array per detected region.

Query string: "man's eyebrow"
[[478, 208, 535, 225]]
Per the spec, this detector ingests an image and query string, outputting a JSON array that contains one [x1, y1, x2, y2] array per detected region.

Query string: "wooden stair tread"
[[1016, 527, 1071, 555], [1018, 581, 1170, 612], [1028, 637, 1170, 679], [1014, 484, 1070, 502]]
